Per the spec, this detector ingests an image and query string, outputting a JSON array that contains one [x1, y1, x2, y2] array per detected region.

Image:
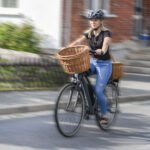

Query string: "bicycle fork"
[[65, 86, 79, 112]]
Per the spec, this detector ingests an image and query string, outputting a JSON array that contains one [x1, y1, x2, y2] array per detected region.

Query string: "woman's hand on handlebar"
[[95, 49, 104, 55], [89, 49, 103, 56]]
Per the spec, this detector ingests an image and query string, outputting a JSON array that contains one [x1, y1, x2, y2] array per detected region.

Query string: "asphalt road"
[[0, 101, 150, 150]]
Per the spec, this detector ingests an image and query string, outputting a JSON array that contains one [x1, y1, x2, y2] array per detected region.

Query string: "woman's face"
[[89, 19, 102, 29]]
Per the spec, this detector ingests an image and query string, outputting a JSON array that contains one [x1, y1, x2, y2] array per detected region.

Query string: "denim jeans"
[[89, 58, 112, 115]]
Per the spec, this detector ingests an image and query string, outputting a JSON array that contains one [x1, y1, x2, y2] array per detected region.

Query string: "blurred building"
[[62, 0, 150, 45], [0, 0, 62, 49], [0, 0, 149, 49]]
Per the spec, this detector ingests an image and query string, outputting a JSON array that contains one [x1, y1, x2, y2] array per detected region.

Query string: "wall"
[[106, 0, 134, 42], [62, 0, 87, 46], [143, 0, 150, 34]]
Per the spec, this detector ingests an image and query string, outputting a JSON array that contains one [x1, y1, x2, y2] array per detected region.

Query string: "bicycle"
[[54, 68, 119, 137]]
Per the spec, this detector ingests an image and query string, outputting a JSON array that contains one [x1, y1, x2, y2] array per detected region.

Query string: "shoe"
[[100, 113, 109, 124], [100, 117, 108, 124]]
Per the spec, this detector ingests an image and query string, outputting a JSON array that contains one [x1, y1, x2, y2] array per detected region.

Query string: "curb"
[[0, 94, 150, 115], [0, 104, 55, 115], [118, 94, 150, 103]]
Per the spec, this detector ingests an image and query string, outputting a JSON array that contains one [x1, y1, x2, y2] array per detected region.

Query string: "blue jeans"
[[89, 58, 112, 115]]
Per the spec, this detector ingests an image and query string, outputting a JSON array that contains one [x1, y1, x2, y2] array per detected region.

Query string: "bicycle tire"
[[54, 83, 85, 137], [95, 83, 118, 130]]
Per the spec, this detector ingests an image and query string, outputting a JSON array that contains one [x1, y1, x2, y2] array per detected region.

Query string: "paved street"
[[1, 79, 150, 115], [0, 101, 150, 150]]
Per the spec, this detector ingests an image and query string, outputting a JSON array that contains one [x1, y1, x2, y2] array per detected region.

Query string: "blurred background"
[[0, 1, 150, 149], [0, 0, 150, 91]]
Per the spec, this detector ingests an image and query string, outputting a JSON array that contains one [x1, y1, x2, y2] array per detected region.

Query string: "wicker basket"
[[110, 62, 123, 80], [56, 45, 90, 74]]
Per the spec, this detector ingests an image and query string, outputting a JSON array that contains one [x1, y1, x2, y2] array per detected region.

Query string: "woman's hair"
[[84, 28, 93, 39], [84, 25, 109, 39]]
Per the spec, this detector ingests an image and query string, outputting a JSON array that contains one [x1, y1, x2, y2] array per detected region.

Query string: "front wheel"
[[54, 83, 85, 137], [96, 83, 118, 130]]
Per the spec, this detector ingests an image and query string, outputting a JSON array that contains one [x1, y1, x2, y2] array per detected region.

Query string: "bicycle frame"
[[72, 73, 119, 114], [72, 73, 97, 114]]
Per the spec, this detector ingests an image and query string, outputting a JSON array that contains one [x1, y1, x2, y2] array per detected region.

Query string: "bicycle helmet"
[[85, 9, 104, 20]]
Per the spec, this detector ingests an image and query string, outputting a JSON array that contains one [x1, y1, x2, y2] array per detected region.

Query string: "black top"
[[83, 30, 112, 60]]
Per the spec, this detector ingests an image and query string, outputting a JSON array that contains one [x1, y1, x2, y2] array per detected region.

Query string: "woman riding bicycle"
[[68, 9, 112, 124]]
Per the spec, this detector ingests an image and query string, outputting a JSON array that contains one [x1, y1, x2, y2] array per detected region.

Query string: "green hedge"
[[0, 22, 41, 53], [0, 64, 69, 91]]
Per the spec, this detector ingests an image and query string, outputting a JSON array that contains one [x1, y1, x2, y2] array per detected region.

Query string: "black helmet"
[[85, 9, 104, 20]]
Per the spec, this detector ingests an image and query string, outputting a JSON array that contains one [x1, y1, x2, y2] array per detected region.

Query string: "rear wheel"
[[96, 83, 118, 130], [55, 83, 85, 137]]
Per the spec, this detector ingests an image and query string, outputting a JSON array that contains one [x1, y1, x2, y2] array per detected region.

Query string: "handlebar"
[[89, 50, 104, 56], [89, 50, 96, 55]]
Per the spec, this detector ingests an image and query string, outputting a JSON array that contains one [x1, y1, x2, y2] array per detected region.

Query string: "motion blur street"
[[0, 101, 150, 150]]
